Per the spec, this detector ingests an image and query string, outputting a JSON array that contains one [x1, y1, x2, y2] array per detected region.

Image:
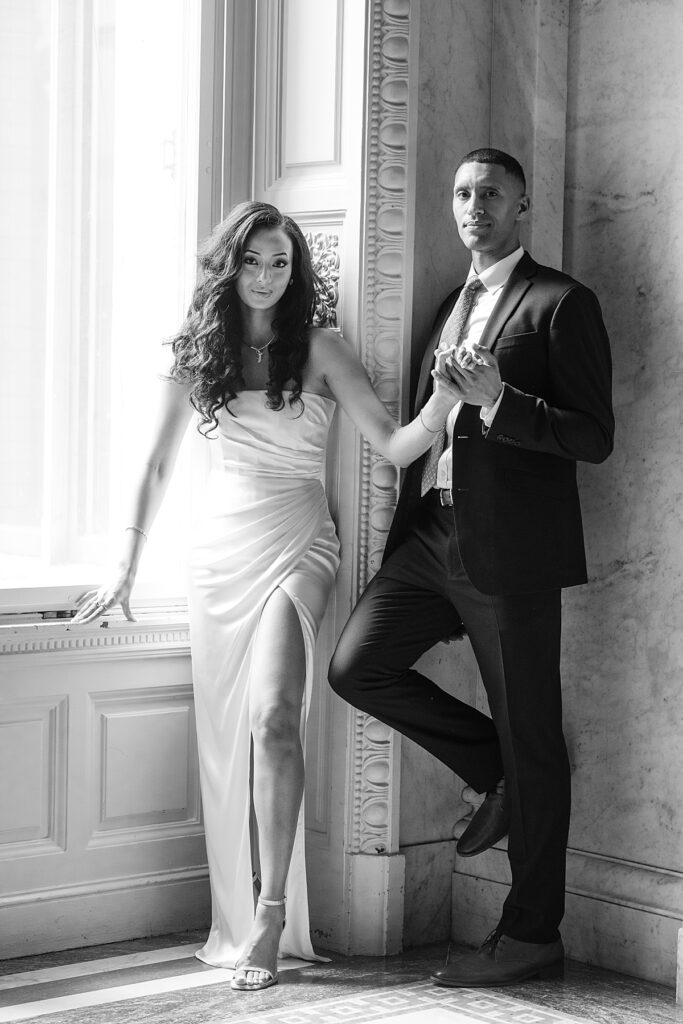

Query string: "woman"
[[74, 201, 460, 992]]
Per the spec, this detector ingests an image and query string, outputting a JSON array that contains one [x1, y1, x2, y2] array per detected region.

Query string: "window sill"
[[0, 584, 188, 617], [0, 607, 191, 660]]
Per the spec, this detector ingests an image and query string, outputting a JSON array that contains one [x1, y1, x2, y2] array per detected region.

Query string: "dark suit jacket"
[[383, 252, 615, 596]]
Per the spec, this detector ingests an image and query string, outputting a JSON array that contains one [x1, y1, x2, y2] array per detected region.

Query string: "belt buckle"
[[439, 487, 453, 507]]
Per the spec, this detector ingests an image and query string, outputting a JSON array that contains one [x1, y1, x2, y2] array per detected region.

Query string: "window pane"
[[0, 0, 50, 555], [0, 0, 202, 596]]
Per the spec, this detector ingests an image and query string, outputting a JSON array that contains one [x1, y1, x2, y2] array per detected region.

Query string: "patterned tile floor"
[[0, 931, 681, 1024]]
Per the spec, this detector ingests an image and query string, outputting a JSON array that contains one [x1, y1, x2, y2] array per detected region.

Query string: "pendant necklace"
[[246, 336, 274, 364]]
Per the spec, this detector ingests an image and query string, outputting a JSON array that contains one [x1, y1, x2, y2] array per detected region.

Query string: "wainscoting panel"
[[281, 0, 342, 170], [0, 621, 209, 958], [0, 696, 67, 857], [255, 0, 346, 206], [89, 686, 201, 842]]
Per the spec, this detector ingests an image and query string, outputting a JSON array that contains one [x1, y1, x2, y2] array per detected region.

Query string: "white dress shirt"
[[435, 246, 525, 489]]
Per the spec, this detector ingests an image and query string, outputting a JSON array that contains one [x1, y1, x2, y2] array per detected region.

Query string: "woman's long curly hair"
[[168, 201, 318, 434]]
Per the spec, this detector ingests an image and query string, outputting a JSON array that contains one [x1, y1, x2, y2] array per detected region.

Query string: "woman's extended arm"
[[73, 377, 193, 623], [310, 329, 462, 467]]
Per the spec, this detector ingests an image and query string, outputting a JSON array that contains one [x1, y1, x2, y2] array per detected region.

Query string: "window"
[[0, 0, 204, 609]]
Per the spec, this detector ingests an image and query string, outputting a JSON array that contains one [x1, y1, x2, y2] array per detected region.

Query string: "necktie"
[[420, 276, 484, 496]]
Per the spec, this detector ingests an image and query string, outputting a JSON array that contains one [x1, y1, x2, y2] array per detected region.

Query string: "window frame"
[[0, 0, 249, 619]]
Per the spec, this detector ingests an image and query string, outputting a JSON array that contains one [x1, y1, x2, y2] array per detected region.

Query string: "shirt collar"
[[467, 246, 525, 294]]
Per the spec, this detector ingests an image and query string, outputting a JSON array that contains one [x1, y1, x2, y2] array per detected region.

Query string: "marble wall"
[[401, 0, 493, 947], [409, 0, 490, 389], [561, 0, 683, 951], [400, 0, 683, 982]]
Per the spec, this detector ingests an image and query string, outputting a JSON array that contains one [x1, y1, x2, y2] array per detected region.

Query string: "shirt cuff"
[[480, 387, 504, 427]]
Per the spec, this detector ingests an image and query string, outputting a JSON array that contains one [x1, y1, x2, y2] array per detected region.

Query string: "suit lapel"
[[413, 291, 460, 415], [413, 253, 539, 412], [481, 252, 537, 353]]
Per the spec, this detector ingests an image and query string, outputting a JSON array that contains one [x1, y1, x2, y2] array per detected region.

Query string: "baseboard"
[[1, 868, 211, 959], [450, 844, 682, 987]]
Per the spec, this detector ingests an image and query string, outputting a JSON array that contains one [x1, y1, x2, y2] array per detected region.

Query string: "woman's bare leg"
[[233, 586, 306, 988]]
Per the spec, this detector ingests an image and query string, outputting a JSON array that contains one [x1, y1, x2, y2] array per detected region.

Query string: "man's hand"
[[432, 347, 467, 404], [442, 343, 503, 408]]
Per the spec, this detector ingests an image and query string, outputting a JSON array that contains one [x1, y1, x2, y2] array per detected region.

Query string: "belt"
[[438, 487, 454, 507]]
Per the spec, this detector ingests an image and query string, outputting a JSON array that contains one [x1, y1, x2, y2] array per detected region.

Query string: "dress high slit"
[[187, 390, 340, 968]]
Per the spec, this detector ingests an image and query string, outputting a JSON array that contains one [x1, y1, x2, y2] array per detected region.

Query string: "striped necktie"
[[420, 276, 484, 496]]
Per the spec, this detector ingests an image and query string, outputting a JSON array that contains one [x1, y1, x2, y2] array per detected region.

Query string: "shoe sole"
[[431, 960, 564, 987], [455, 826, 509, 857]]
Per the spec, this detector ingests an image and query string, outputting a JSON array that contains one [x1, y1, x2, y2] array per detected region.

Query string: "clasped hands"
[[432, 343, 503, 409]]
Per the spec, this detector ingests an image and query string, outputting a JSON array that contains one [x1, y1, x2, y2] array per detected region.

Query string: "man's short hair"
[[456, 148, 526, 192]]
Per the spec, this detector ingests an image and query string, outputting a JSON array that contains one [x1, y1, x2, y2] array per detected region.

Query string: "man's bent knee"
[[328, 635, 365, 703]]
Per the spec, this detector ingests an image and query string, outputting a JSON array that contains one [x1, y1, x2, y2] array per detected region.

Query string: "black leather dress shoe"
[[431, 931, 564, 988], [456, 778, 509, 857]]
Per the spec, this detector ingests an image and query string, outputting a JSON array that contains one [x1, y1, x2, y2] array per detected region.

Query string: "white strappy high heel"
[[231, 896, 287, 992]]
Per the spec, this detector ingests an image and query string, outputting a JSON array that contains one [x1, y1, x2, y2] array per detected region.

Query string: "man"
[[329, 148, 614, 987]]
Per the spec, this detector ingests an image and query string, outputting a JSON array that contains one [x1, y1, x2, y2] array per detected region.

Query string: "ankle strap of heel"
[[258, 896, 287, 907]]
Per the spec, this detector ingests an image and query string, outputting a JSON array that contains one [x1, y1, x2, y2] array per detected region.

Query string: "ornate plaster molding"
[[349, 0, 416, 857], [306, 230, 340, 328], [0, 617, 190, 661]]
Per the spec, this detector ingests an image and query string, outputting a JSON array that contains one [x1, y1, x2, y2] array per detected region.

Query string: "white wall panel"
[[0, 628, 208, 958], [90, 688, 200, 836], [102, 710, 189, 820], [0, 697, 67, 856], [282, 0, 341, 167], [0, 721, 46, 840], [254, 0, 354, 212]]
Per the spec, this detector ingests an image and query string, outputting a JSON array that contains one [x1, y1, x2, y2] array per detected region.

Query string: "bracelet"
[[419, 408, 442, 434], [125, 525, 148, 541]]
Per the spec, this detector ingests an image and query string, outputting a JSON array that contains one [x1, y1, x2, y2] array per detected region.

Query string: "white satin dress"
[[187, 390, 340, 969]]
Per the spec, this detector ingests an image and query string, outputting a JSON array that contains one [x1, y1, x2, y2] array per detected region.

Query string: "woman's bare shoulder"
[[308, 324, 343, 348], [307, 326, 356, 369], [304, 327, 356, 394]]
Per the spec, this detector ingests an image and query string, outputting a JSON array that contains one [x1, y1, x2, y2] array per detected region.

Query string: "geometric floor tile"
[[220, 981, 599, 1024]]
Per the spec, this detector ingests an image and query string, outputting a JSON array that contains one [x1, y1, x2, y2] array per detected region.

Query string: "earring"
[[288, 278, 294, 287]]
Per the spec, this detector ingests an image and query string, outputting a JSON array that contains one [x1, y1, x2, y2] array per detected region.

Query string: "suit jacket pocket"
[[495, 330, 539, 349]]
